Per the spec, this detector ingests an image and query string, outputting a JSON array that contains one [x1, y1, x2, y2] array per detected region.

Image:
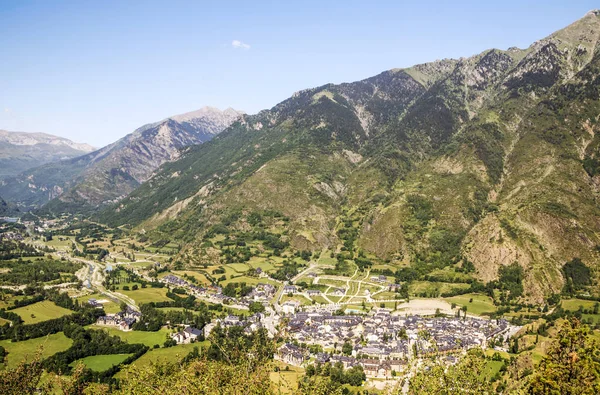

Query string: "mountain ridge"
[[0, 106, 243, 209], [0, 130, 95, 179], [97, 11, 600, 302]]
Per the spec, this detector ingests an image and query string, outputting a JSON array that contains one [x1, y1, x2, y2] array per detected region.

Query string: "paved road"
[[73, 256, 139, 311]]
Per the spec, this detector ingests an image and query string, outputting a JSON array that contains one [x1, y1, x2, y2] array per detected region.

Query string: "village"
[[97, 272, 518, 381]]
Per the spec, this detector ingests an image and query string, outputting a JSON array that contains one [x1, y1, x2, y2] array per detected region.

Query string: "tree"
[[528, 319, 600, 394], [249, 301, 266, 314], [342, 341, 353, 356], [409, 349, 493, 394]]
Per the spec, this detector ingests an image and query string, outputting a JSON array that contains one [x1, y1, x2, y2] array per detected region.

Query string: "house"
[[275, 343, 305, 366], [95, 307, 141, 331], [119, 317, 136, 331], [282, 301, 300, 315], [307, 290, 321, 296], [283, 285, 298, 294], [331, 288, 345, 296], [171, 326, 203, 344]]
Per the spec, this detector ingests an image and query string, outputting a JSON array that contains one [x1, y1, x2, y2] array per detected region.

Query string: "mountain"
[[98, 11, 600, 302], [0, 130, 94, 179], [0, 107, 243, 210]]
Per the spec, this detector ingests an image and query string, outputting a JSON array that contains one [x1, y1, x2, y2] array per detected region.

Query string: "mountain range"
[[0, 107, 243, 210], [94, 10, 600, 302], [0, 130, 94, 179]]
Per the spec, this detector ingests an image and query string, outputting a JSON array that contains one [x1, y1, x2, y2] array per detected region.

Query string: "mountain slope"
[[0, 107, 243, 210], [0, 130, 94, 179], [101, 11, 600, 302]]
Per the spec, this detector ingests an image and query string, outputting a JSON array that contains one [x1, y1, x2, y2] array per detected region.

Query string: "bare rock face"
[[0, 107, 243, 209]]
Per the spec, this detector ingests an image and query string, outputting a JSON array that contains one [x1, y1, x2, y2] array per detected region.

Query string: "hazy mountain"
[[0, 130, 94, 179], [0, 107, 243, 209], [101, 11, 600, 302]]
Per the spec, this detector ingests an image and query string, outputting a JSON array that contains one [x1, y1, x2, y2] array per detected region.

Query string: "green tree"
[[528, 319, 600, 394], [342, 341, 353, 356], [409, 349, 492, 394]]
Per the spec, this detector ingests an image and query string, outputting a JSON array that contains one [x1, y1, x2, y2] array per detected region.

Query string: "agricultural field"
[[0, 332, 73, 369], [76, 293, 121, 314], [220, 275, 279, 287], [119, 286, 172, 305], [561, 298, 599, 312], [281, 294, 312, 306], [12, 301, 74, 324], [70, 353, 133, 372], [88, 326, 171, 348], [172, 270, 212, 285], [115, 342, 206, 378], [409, 281, 470, 297], [247, 257, 276, 273], [226, 263, 251, 273], [445, 294, 497, 316]]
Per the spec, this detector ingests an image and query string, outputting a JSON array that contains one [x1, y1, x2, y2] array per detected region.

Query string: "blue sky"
[[0, 1, 597, 147]]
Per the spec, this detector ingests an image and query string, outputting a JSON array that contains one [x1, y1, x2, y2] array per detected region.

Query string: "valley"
[[1, 8, 600, 395]]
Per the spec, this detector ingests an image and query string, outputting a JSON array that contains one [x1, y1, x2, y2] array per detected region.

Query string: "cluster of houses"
[[96, 306, 142, 331], [203, 313, 267, 338], [0, 232, 23, 241], [162, 274, 277, 310], [278, 309, 512, 378]]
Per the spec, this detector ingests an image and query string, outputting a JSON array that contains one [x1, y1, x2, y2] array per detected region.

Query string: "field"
[[445, 294, 497, 316], [409, 281, 470, 296], [71, 353, 133, 372], [172, 270, 211, 285], [115, 342, 206, 378], [77, 293, 121, 313], [0, 332, 73, 369], [247, 257, 276, 273], [119, 287, 172, 305], [11, 300, 74, 324], [220, 275, 279, 287], [88, 326, 170, 348], [561, 298, 599, 312]]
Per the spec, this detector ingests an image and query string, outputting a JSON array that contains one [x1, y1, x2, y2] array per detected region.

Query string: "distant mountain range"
[[98, 11, 600, 302], [0, 107, 243, 210], [0, 130, 94, 179]]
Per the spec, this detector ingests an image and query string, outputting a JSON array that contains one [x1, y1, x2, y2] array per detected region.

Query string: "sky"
[[0, 1, 598, 147]]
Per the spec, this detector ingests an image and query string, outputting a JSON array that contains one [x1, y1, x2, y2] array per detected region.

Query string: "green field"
[[481, 360, 505, 380], [561, 298, 599, 312], [281, 294, 312, 306], [220, 275, 279, 286], [116, 342, 206, 378], [445, 294, 497, 316], [70, 353, 133, 372], [227, 263, 251, 272], [172, 270, 211, 285], [89, 326, 170, 348], [120, 287, 172, 305], [0, 332, 73, 369], [247, 257, 276, 273], [76, 293, 121, 314], [410, 281, 470, 296], [11, 300, 74, 324]]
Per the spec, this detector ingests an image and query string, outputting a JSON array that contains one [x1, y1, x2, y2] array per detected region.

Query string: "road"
[[73, 256, 139, 311]]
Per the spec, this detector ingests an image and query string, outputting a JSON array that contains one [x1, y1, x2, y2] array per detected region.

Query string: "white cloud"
[[231, 40, 251, 50]]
